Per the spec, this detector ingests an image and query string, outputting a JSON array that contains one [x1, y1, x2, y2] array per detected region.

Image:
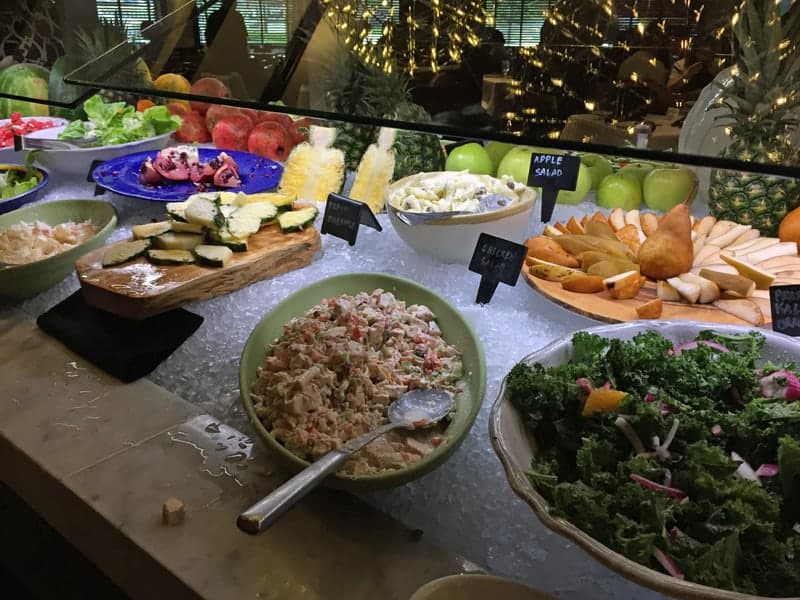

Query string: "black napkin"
[[37, 290, 203, 383]]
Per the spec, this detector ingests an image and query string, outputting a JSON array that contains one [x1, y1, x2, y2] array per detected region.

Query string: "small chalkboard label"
[[468, 232, 527, 304], [87, 158, 107, 196], [321, 193, 382, 246], [770, 285, 800, 336], [527, 152, 581, 223], [13, 134, 22, 152]]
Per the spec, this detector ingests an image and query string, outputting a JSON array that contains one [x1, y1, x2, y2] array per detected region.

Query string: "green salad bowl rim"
[[0, 199, 117, 299], [239, 271, 487, 491]]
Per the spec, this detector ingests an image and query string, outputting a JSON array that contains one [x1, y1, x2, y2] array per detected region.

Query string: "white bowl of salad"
[[28, 95, 180, 177], [385, 171, 536, 264], [491, 320, 800, 600]]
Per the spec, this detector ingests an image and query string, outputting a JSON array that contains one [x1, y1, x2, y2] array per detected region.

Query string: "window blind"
[[95, 0, 156, 41]]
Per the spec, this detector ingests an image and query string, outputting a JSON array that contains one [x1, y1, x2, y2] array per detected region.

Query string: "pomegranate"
[[139, 157, 162, 184], [247, 121, 293, 162], [211, 115, 253, 151], [189, 161, 216, 183], [153, 148, 193, 181], [189, 77, 232, 115], [213, 164, 242, 188], [205, 104, 253, 133], [174, 111, 211, 143]]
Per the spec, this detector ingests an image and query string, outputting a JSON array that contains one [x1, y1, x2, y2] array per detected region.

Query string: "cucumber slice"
[[170, 220, 204, 234], [219, 191, 243, 205], [206, 230, 248, 252], [227, 210, 261, 239], [236, 191, 295, 211], [102, 239, 150, 267], [184, 196, 220, 229], [152, 232, 204, 251], [277, 206, 319, 233], [234, 201, 278, 224], [146, 249, 195, 265], [166, 201, 190, 222], [194, 244, 233, 267], [132, 221, 171, 240]]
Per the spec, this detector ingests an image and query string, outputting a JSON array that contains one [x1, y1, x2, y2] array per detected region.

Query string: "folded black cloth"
[[37, 290, 203, 383]]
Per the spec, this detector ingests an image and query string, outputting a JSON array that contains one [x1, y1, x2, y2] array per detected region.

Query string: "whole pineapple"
[[74, 17, 154, 106], [326, 53, 445, 177], [708, 0, 800, 235]]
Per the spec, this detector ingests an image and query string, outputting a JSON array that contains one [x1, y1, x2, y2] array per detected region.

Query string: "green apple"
[[580, 153, 613, 190], [496, 145, 536, 184], [445, 142, 493, 175], [556, 162, 592, 205], [485, 141, 515, 175], [643, 166, 699, 212], [617, 162, 656, 187], [596, 173, 643, 210]]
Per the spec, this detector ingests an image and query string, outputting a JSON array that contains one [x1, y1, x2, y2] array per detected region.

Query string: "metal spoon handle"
[[236, 421, 398, 535]]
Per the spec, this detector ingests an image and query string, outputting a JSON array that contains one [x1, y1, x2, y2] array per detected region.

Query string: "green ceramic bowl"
[[0, 199, 117, 299], [240, 272, 486, 491]]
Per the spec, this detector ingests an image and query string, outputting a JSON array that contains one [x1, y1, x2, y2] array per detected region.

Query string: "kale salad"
[[507, 330, 800, 596]]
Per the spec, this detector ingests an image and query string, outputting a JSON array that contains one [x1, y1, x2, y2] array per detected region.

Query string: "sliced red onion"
[[652, 435, 671, 460], [731, 452, 761, 485], [653, 547, 685, 579], [629, 473, 687, 499], [710, 424, 723, 436], [663, 469, 673, 488], [759, 371, 800, 400], [615, 416, 646, 455], [601, 381, 612, 389], [669, 526, 683, 540], [731, 451, 744, 463], [660, 403, 673, 416], [662, 418, 680, 450], [644, 392, 656, 403], [670, 340, 730, 355], [755, 464, 779, 477]]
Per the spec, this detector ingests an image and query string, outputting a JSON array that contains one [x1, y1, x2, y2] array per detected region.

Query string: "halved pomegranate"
[[139, 157, 162, 184], [213, 164, 242, 188]]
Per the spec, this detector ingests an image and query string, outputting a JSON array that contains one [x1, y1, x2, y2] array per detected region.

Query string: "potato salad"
[[387, 171, 527, 213]]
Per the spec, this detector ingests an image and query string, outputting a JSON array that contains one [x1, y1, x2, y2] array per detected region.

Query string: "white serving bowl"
[[490, 320, 800, 600], [26, 125, 174, 177], [0, 116, 68, 159], [385, 172, 537, 265]]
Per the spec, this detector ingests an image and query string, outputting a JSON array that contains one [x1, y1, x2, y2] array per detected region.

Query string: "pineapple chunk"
[[279, 125, 345, 203], [349, 127, 396, 214]]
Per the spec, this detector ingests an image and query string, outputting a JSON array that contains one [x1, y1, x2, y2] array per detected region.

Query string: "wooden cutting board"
[[76, 225, 321, 320], [523, 269, 773, 327]]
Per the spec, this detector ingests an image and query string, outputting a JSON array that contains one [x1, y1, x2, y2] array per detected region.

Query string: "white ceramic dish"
[[385, 172, 537, 265], [490, 320, 800, 600], [0, 116, 68, 159], [26, 125, 174, 177], [409, 574, 553, 600]]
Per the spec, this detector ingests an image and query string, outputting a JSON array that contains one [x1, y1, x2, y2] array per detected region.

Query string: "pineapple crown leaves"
[[713, 1, 800, 138]]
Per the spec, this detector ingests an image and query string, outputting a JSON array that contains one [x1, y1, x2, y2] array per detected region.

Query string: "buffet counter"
[[1, 178, 664, 600]]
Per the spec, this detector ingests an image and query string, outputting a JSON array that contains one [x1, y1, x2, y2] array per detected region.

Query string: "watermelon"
[[48, 56, 86, 120], [0, 63, 50, 119]]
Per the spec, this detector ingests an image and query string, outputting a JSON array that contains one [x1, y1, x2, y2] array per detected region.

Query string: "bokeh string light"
[[319, 0, 488, 75]]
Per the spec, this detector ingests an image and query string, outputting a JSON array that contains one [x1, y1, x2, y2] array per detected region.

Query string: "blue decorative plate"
[[92, 148, 283, 202]]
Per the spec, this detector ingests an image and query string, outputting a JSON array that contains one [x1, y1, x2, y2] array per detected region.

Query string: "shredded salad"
[[507, 330, 800, 596], [251, 289, 462, 477], [0, 219, 98, 265]]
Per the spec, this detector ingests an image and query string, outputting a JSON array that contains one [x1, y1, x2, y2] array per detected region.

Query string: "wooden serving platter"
[[76, 224, 321, 320], [523, 269, 772, 328]]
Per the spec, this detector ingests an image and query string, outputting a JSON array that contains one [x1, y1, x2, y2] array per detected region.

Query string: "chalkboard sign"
[[320, 193, 382, 246], [468, 232, 527, 304], [87, 159, 107, 196], [527, 153, 581, 223], [770, 285, 800, 336]]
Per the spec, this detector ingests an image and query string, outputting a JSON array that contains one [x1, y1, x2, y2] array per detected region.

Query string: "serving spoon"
[[395, 193, 514, 226], [236, 388, 454, 535]]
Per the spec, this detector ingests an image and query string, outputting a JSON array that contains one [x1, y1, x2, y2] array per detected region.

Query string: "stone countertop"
[[2, 175, 665, 600]]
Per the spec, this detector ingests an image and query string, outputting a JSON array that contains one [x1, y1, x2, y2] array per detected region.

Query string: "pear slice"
[[566, 216, 585, 234], [712, 298, 765, 326], [692, 233, 708, 257], [678, 272, 720, 304], [720, 254, 776, 290], [693, 215, 716, 236], [608, 208, 626, 231], [666, 276, 701, 304], [698, 268, 756, 297], [554, 222, 571, 234], [625, 209, 641, 229], [603, 270, 645, 299], [708, 224, 752, 249], [728, 237, 780, 255], [636, 298, 663, 319], [641, 212, 659, 237], [692, 244, 721, 267], [706, 220, 737, 240], [774, 270, 800, 282], [528, 259, 582, 282], [741, 242, 798, 265], [729, 228, 761, 248], [756, 256, 800, 271], [657, 280, 682, 302], [543, 224, 563, 237]]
